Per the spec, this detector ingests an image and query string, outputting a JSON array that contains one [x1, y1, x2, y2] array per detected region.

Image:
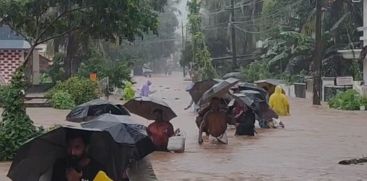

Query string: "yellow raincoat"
[[93, 171, 113, 181], [269, 86, 290, 116], [123, 81, 136, 101]]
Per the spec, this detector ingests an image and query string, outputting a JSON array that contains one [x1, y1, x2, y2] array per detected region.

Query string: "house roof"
[[0, 40, 31, 49], [0, 25, 24, 40], [0, 25, 31, 49]]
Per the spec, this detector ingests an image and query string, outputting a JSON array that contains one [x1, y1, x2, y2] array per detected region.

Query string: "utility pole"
[[181, 21, 186, 77], [313, 0, 322, 105], [230, 0, 238, 70]]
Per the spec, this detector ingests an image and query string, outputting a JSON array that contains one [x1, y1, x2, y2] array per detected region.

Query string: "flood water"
[[135, 73, 367, 181], [1, 73, 367, 181]]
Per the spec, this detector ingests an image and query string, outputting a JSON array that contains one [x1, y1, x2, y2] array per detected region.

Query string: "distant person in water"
[[147, 109, 175, 151], [140, 80, 152, 97]]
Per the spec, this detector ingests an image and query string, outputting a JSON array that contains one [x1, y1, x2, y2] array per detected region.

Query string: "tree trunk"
[[64, 32, 81, 78]]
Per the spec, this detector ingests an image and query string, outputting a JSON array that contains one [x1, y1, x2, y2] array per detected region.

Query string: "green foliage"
[[48, 53, 66, 83], [40, 73, 52, 84], [328, 90, 365, 110], [78, 50, 131, 88], [262, 32, 313, 72], [186, 0, 217, 80], [47, 76, 99, 106], [244, 31, 313, 81], [242, 61, 272, 83], [0, 70, 43, 161], [50, 90, 75, 109], [351, 61, 363, 81], [0, 0, 160, 44]]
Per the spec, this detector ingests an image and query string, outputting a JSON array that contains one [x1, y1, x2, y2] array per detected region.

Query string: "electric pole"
[[181, 20, 186, 77], [313, 0, 322, 105], [230, 0, 238, 70]]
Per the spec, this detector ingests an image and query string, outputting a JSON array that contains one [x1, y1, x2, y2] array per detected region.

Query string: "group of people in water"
[[143, 79, 290, 149], [48, 77, 290, 181], [193, 83, 290, 145]]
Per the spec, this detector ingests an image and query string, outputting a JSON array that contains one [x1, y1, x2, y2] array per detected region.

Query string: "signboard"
[[336, 76, 354, 86], [89, 72, 97, 81]]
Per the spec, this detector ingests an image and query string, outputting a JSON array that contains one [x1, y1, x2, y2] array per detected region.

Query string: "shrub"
[[241, 61, 272, 82], [328, 90, 363, 110], [78, 50, 132, 88], [50, 90, 75, 109], [0, 70, 43, 161], [47, 76, 99, 106]]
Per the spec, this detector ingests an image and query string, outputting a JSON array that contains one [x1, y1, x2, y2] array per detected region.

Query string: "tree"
[[186, 0, 218, 80], [0, 0, 162, 160], [0, 0, 161, 77]]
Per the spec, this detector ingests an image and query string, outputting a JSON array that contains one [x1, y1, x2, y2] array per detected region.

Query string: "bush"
[[328, 90, 364, 110], [50, 90, 75, 109], [47, 76, 99, 106], [241, 61, 272, 82], [0, 70, 43, 161], [78, 50, 132, 88]]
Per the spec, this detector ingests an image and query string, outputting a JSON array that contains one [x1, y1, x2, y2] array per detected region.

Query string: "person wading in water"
[[198, 97, 231, 144]]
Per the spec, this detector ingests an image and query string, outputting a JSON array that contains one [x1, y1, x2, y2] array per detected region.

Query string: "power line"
[[204, 0, 264, 16], [234, 24, 279, 34], [230, 0, 303, 24]]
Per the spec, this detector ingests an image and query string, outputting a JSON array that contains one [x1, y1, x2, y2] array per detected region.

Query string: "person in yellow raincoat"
[[269, 85, 290, 116], [93, 171, 112, 181], [122, 81, 136, 101]]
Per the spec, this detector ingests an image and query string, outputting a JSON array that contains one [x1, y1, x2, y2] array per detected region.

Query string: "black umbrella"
[[82, 114, 155, 159], [188, 79, 217, 104], [232, 93, 255, 107], [199, 78, 239, 106], [124, 97, 177, 121], [238, 82, 268, 101], [8, 126, 133, 181], [66, 99, 130, 122], [240, 90, 265, 101]]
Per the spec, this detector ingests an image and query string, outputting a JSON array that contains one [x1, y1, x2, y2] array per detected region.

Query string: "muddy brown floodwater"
[[136, 73, 367, 181], [1, 72, 367, 181]]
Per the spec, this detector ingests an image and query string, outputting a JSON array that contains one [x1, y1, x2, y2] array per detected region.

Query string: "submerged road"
[[1, 72, 367, 180]]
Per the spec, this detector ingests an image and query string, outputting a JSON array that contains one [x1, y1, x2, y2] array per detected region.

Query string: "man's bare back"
[[204, 110, 227, 137]]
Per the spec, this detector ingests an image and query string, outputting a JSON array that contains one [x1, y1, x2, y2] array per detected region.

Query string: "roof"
[[0, 40, 31, 49], [0, 25, 24, 40], [0, 25, 31, 49]]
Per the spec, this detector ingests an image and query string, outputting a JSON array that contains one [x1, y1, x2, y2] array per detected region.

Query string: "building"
[[0, 25, 50, 85], [337, 0, 367, 96]]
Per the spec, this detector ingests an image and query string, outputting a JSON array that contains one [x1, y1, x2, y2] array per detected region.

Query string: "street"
[[1, 72, 367, 180]]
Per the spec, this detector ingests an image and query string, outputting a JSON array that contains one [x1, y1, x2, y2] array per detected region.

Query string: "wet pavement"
[[1, 72, 367, 180]]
